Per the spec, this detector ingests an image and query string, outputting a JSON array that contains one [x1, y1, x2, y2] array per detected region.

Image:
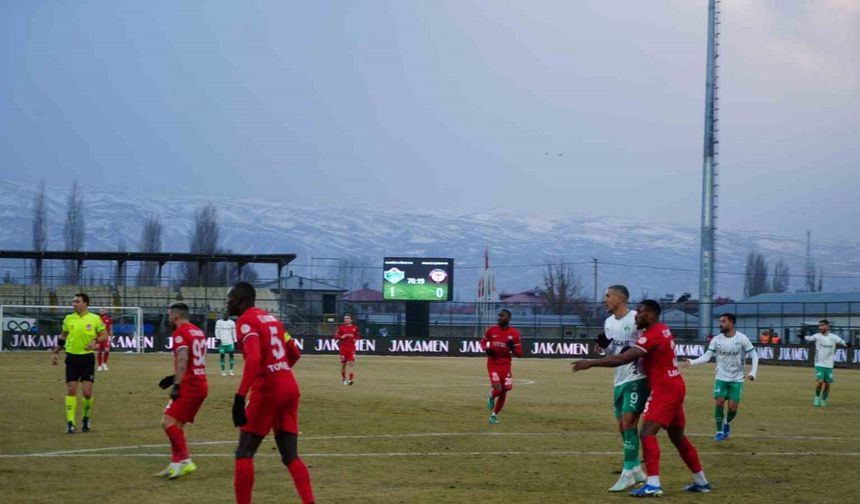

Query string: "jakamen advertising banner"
[[3, 332, 858, 369]]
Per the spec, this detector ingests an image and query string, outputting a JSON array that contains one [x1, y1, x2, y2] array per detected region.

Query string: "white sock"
[[647, 476, 661, 487], [693, 471, 708, 485]]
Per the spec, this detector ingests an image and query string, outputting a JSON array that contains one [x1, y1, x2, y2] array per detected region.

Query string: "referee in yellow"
[[50, 292, 108, 434]]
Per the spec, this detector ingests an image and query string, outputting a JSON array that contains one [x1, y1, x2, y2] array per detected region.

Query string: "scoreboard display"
[[382, 257, 454, 302]]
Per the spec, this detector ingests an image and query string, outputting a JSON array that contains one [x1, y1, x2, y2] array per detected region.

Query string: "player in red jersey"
[[573, 300, 710, 497], [97, 308, 113, 371], [228, 282, 315, 504], [156, 302, 209, 479], [480, 309, 522, 424], [335, 313, 360, 385]]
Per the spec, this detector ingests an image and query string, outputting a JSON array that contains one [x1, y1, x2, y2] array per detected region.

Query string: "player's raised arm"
[[683, 348, 715, 368], [573, 346, 645, 372]]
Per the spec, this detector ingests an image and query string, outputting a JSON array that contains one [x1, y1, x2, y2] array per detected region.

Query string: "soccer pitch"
[[1, 353, 858, 504]]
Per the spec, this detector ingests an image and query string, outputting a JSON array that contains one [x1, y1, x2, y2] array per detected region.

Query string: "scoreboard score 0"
[[382, 257, 454, 302]]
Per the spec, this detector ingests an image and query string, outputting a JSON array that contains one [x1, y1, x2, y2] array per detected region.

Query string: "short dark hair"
[[638, 299, 662, 318], [344, 313, 353, 318], [231, 281, 256, 302], [819, 319, 831, 326], [74, 292, 89, 305], [607, 285, 629, 300], [169, 302, 190, 317], [499, 309, 512, 318], [720, 313, 736, 324]]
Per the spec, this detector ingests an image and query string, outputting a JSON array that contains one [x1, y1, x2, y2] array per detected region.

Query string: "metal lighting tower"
[[698, 0, 720, 339]]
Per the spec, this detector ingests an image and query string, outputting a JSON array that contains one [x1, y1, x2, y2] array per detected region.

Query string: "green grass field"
[[1, 352, 858, 504]]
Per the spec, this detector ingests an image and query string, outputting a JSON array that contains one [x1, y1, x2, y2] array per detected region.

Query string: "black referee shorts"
[[65, 353, 96, 383]]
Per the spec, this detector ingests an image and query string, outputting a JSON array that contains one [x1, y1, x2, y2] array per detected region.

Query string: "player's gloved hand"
[[595, 332, 612, 349], [158, 375, 175, 389], [169, 384, 180, 400], [215, 339, 221, 347], [232, 394, 248, 427], [485, 348, 496, 357], [506, 338, 515, 352]]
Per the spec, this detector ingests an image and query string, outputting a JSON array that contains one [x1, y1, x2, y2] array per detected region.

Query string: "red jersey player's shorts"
[[97, 339, 111, 351], [164, 381, 208, 424], [242, 375, 301, 436], [487, 361, 513, 391], [643, 380, 686, 428], [339, 350, 355, 363]]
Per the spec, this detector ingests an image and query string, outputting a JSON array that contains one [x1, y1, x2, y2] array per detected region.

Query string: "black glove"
[[215, 339, 221, 347], [506, 338, 515, 352], [158, 375, 175, 390], [595, 332, 612, 349], [232, 394, 247, 427], [169, 383, 180, 400], [485, 347, 497, 357]]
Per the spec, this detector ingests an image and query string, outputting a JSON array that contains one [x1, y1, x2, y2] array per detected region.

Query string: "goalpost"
[[0, 305, 145, 353]]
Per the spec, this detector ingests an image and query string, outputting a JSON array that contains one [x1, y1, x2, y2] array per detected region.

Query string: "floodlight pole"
[[698, 0, 720, 340]]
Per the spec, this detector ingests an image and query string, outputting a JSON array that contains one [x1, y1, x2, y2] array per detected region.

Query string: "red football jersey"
[[172, 322, 208, 387], [236, 307, 299, 396], [634, 322, 683, 391], [335, 324, 360, 353], [481, 325, 523, 363], [100, 314, 112, 334]]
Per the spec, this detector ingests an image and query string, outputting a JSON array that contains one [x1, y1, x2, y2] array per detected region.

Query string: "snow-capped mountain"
[[1, 179, 857, 299]]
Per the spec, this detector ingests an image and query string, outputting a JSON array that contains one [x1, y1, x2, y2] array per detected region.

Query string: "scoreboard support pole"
[[404, 301, 430, 339]]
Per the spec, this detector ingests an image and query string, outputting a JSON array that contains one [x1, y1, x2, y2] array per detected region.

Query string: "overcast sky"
[[1, 0, 857, 237]]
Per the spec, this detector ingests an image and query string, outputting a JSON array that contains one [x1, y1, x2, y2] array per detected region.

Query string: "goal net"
[[0, 305, 144, 352]]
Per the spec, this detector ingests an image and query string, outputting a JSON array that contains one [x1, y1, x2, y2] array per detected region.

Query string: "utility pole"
[[592, 257, 598, 302], [698, 0, 721, 340]]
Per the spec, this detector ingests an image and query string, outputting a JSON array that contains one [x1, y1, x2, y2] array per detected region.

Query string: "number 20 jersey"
[[237, 307, 298, 393]]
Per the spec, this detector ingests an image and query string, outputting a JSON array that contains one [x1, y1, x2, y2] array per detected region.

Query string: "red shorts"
[[643, 383, 686, 428], [339, 351, 355, 363], [242, 378, 301, 436], [164, 384, 208, 424], [487, 361, 513, 391], [97, 340, 111, 351]]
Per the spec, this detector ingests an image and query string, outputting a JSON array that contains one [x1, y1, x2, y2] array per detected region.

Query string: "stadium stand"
[[0, 284, 50, 305], [179, 286, 230, 313], [55, 285, 115, 307], [256, 287, 280, 314], [119, 286, 174, 309]]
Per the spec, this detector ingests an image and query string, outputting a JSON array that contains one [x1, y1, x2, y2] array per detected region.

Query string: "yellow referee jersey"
[[62, 312, 105, 355]]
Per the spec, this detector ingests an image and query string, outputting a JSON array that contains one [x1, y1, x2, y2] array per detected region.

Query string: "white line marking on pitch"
[[1, 450, 858, 459], [3, 430, 857, 458], [372, 379, 536, 387]]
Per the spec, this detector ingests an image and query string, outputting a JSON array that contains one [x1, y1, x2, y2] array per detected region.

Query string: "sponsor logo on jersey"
[[637, 336, 647, 345], [175, 336, 183, 344], [240, 324, 251, 334]]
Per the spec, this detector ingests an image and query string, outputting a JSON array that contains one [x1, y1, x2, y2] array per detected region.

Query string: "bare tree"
[[63, 181, 85, 284], [817, 266, 823, 292], [218, 249, 259, 285], [31, 181, 47, 283], [771, 259, 790, 293], [541, 258, 585, 315], [182, 204, 220, 286], [337, 255, 371, 291], [137, 216, 163, 286], [743, 250, 769, 298], [113, 234, 127, 286]]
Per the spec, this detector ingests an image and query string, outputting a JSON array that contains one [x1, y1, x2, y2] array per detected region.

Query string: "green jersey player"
[[596, 285, 648, 492], [804, 319, 850, 407], [683, 313, 758, 441]]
